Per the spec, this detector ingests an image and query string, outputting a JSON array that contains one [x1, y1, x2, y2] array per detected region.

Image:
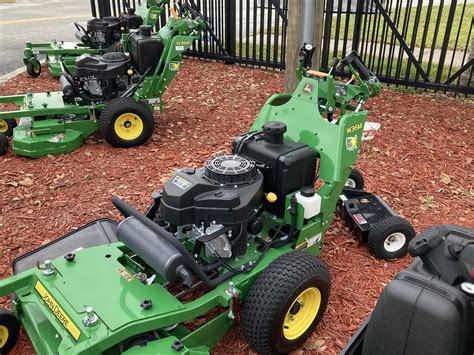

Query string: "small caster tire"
[[26, 59, 41, 78], [0, 119, 16, 137], [0, 133, 8, 156], [0, 308, 20, 354], [345, 168, 365, 190], [367, 216, 416, 259]]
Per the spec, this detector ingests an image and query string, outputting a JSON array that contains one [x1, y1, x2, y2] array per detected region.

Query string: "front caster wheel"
[[345, 168, 365, 190], [367, 216, 416, 259], [0, 308, 20, 354], [0, 119, 16, 137], [26, 59, 41, 78], [99, 98, 154, 148], [241, 251, 331, 354], [0, 133, 9, 156]]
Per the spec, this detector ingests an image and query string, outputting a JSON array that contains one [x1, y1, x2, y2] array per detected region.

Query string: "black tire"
[[241, 251, 331, 354], [367, 216, 416, 259], [345, 168, 364, 190], [0, 119, 16, 137], [26, 59, 41, 78], [99, 98, 154, 148], [0, 308, 20, 354], [0, 133, 8, 156]]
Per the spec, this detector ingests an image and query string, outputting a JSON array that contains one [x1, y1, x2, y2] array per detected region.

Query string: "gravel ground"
[[0, 58, 473, 354]]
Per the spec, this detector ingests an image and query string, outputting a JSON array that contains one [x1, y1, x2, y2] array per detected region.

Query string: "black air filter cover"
[[204, 154, 258, 185]]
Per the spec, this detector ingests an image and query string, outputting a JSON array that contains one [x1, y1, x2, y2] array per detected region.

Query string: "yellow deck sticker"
[[117, 267, 134, 282], [34, 281, 81, 341]]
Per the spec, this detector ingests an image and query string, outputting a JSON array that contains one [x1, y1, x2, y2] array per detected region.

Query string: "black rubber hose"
[[111, 196, 237, 287]]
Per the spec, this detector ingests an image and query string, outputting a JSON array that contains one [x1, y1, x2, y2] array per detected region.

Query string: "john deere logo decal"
[[303, 83, 314, 95], [346, 135, 358, 151]]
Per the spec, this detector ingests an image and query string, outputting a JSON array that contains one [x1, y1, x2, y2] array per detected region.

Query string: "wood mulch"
[[0, 59, 473, 354]]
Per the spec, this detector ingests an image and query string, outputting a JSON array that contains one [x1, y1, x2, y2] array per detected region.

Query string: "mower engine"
[[146, 122, 317, 266], [61, 25, 163, 102], [75, 10, 143, 49]]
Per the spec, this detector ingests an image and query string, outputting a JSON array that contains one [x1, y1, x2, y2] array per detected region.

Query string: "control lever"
[[328, 57, 339, 76]]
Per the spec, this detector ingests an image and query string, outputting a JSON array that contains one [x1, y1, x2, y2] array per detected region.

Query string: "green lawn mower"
[[0, 48, 381, 354], [24, 0, 169, 78], [0, 4, 205, 158]]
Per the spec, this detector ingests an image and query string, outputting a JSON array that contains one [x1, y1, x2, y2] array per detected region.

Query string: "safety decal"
[[346, 135, 358, 151], [172, 175, 192, 190]]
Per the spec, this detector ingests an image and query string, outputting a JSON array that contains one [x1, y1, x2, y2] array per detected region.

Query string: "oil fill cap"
[[139, 25, 153, 37], [263, 121, 287, 135], [300, 186, 315, 197]]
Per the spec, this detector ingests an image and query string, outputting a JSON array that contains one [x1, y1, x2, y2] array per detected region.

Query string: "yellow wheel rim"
[[0, 325, 9, 348], [114, 113, 144, 141], [0, 120, 8, 133], [34, 66, 40, 74], [283, 287, 321, 340]]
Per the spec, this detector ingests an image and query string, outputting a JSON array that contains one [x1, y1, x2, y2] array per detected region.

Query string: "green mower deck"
[[0, 92, 98, 157]]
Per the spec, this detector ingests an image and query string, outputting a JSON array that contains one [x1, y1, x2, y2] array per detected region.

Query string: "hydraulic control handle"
[[299, 43, 316, 69]]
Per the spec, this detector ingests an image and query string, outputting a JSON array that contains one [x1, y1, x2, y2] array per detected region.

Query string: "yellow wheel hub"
[[114, 113, 144, 141], [0, 325, 9, 348], [283, 287, 321, 340], [0, 120, 8, 133]]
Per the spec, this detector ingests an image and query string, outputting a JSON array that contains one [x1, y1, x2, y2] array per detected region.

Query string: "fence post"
[[352, 0, 365, 51], [224, 0, 236, 61], [97, 0, 111, 18], [285, 0, 302, 91], [90, 0, 97, 18]]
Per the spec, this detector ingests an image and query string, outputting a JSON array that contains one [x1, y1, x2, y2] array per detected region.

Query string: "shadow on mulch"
[[0, 59, 473, 354]]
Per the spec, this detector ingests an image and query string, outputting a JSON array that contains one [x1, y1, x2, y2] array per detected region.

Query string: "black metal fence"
[[90, 0, 472, 94], [91, 0, 289, 69], [321, 0, 473, 94]]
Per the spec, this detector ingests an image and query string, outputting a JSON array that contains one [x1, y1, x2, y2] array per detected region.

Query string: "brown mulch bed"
[[1, 59, 473, 354]]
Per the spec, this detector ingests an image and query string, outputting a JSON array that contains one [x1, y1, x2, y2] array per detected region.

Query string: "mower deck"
[[24, 41, 103, 77], [0, 92, 99, 157], [1, 216, 293, 354]]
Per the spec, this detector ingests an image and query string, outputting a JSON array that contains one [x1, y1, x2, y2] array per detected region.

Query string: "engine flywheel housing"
[[204, 154, 258, 185]]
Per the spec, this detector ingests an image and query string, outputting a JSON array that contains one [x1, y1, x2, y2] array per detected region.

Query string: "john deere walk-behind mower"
[[0, 48, 381, 354], [0, 4, 205, 158], [24, 0, 169, 78]]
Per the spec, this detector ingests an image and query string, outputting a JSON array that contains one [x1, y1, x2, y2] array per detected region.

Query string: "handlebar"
[[338, 51, 374, 81]]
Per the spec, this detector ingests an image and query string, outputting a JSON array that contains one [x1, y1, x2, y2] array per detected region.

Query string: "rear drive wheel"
[[241, 251, 331, 354], [26, 59, 41, 78], [345, 168, 364, 190], [367, 216, 415, 259], [0, 308, 20, 354], [99, 98, 154, 148], [0, 133, 8, 156], [0, 119, 16, 137]]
